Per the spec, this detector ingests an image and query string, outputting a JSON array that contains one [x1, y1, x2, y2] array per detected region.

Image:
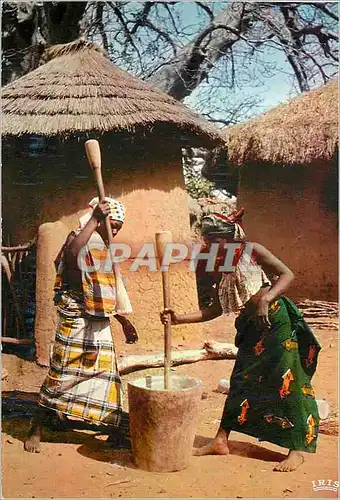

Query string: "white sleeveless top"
[[218, 250, 271, 314]]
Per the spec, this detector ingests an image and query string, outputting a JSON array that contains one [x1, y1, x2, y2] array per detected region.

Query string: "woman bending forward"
[[161, 208, 320, 472]]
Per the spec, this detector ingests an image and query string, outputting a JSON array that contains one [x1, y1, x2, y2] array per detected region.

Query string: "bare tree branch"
[[107, 2, 133, 45], [312, 3, 339, 22], [106, 1, 143, 64], [148, 2, 255, 99], [137, 18, 177, 55], [163, 3, 180, 35], [95, 2, 108, 52], [129, 2, 154, 35], [2, 1, 338, 109], [300, 47, 329, 83], [195, 2, 214, 22]]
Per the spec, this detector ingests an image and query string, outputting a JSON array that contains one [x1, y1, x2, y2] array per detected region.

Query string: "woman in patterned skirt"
[[161, 208, 320, 472], [25, 197, 129, 453]]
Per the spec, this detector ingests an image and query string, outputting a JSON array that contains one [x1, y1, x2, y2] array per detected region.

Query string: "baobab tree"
[[2, 2, 338, 125]]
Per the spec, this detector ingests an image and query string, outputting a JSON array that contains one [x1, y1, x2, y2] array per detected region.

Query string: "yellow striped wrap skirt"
[[39, 313, 123, 427]]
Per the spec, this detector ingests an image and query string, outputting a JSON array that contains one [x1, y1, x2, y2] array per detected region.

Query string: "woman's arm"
[[251, 242, 295, 328], [253, 243, 294, 300], [67, 201, 110, 258], [67, 217, 99, 257], [160, 296, 223, 326]]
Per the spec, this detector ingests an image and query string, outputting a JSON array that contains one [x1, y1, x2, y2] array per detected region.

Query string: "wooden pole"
[[155, 231, 173, 389], [2, 337, 34, 345], [2, 244, 32, 252], [85, 139, 132, 315]]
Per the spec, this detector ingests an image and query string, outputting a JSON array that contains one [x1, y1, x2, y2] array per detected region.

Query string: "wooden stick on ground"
[[1, 337, 34, 345], [118, 341, 238, 374]]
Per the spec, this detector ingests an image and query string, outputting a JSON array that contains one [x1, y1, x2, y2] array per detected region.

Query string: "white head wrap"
[[79, 197, 125, 228], [89, 197, 125, 222]]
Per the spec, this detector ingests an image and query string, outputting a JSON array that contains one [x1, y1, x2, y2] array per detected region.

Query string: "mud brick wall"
[[237, 161, 338, 301]]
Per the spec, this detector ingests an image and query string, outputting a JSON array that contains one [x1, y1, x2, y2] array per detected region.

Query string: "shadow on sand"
[[77, 438, 136, 469], [2, 417, 103, 447]]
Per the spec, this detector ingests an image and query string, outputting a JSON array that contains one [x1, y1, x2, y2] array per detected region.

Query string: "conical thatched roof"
[[2, 39, 223, 147], [225, 80, 338, 166]]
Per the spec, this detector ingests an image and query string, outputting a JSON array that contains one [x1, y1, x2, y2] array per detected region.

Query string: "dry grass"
[[2, 39, 223, 147], [225, 80, 338, 166]]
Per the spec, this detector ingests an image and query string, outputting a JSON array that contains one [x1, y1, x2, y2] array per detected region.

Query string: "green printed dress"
[[221, 296, 321, 453]]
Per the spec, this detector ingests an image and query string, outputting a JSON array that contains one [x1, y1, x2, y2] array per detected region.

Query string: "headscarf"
[[79, 197, 125, 228], [89, 197, 125, 222], [200, 207, 246, 241]]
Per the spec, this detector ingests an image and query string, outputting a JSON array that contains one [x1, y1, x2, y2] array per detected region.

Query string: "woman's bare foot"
[[193, 437, 229, 456], [24, 426, 42, 453], [24, 412, 43, 453], [193, 429, 230, 456], [274, 450, 304, 472]]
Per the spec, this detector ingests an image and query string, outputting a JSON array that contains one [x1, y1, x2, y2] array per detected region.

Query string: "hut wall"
[[3, 142, 202, 365], [237, 160, 338, 301]]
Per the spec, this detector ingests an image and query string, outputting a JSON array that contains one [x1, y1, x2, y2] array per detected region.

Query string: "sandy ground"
[[1, 314, 338, 499]]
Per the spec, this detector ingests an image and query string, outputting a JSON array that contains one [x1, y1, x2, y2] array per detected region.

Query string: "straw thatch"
[[2, 39, 223, 147], [225, 80, 338, 166]]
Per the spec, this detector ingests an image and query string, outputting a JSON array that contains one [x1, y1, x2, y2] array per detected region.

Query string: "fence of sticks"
[[1, 242, 36, 356]]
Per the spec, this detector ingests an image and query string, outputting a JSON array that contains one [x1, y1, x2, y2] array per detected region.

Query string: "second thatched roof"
[[2, 39, 223, 148], [225, 80, 338, 166]]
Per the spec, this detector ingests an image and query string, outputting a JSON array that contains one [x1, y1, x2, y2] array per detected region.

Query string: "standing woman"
[[161, 208, 320, 472], [25, 198, 129, 453]]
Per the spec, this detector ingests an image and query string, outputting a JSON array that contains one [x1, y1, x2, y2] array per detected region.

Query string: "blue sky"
[[184, 46, 299, 125], [102, 2, 337, 122], [178, 2, 300, 119], [162, 1, 334, 120]]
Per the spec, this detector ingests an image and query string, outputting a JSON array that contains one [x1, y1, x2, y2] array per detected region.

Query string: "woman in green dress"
[[161, 208, 320, 472]]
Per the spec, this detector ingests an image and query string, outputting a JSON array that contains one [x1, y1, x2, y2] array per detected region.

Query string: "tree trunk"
[[1, 2, 87, 85], [147, 3, 255, 100]]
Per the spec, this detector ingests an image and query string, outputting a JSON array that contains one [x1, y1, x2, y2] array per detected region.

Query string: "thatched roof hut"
[[225, 80, 338, 167], [2, 39, 223, 148], [216, 80, 338, 302], [3, 39, 225, 364]]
